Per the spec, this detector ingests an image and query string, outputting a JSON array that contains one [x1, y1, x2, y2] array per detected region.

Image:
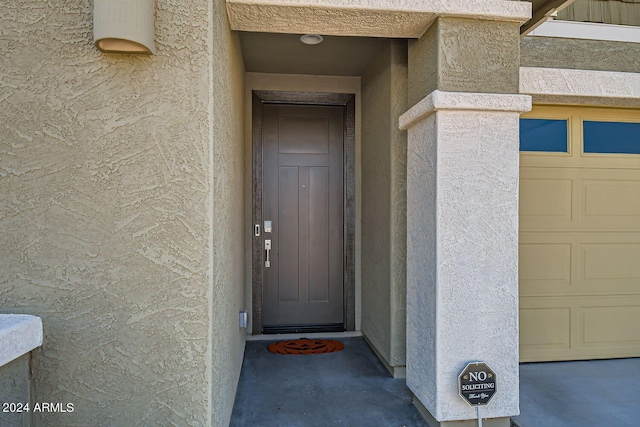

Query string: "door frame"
[[252, 90, 356, 334]]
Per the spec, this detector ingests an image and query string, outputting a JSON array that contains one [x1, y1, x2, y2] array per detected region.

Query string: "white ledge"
[[227, 0, 531, 38], [0, 315, 43, 367], [399, 90, 532, 130], [529, 19, 640, 44], [520, 67, 640, 99]]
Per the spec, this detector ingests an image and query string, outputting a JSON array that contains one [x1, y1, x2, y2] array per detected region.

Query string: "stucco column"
[[401, 16, 531, 427]]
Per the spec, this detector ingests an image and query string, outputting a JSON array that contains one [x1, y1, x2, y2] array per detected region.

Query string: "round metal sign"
[[458, 362, 496, 406]]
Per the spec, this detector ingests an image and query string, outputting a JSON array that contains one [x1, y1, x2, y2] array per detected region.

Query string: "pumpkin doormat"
[[267, 338, 345, 355]]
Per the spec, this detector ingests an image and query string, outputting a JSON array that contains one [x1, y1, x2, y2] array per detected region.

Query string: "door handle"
[[264, 239, 271, 268]]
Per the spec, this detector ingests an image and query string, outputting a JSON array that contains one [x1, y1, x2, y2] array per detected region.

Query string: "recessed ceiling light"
[[300, 34, 324, 45]]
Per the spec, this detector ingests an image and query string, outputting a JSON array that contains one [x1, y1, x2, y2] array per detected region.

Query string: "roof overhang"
[[521, 0, 576, 34], [226, 0, 532, 39]]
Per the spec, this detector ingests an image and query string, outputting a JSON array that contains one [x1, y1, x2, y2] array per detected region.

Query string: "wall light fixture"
[[94, 0, 156, 54]]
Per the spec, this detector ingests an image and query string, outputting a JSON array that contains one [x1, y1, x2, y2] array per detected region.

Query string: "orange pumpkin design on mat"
[[267, 339, 345, 355]]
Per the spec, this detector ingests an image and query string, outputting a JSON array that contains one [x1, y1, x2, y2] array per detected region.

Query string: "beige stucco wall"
[[360, 40, 408, 375], [521, 36, 640, 73], [212, 0, 247, 425], [0, 1, 246, 426], [0, 355, 30, 427], [408, 17, 521, 108]]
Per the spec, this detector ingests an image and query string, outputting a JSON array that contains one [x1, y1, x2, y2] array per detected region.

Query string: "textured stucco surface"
[[361, 40, 408, 374], [405, 113, 438, 416], [404, 17, 526, 422], [520, 67, 640, 108], [400, 91, 534, 130], [1, 1, 246, 426], [362, 44, 392, 364], [0, 355, 30, 427], [403, 92, 531, 422], [408, 22, 439, 109], [388, 43, 409, 373], [212, 0, 247, 425], [521, 36, 640, 73], [408, 18, 521, 107], [226, 0, 531, 38]]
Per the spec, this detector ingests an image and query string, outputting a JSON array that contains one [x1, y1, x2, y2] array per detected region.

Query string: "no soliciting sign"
[[458, 362, 496, 406]]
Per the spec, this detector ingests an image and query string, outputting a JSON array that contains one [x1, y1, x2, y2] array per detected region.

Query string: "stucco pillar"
[[401, 16, 531, 427]]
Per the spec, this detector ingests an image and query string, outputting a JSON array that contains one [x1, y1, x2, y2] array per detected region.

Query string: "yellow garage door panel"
[[583, 180, 640, 217], [519, 105, 640, 362], [520, 307, 571, 351], [583, 243, 640, 282], [581, 177, 640, 230], [582, 305, 640, 347], [520, 178, 572, 219], [520, 232, 640, 296], [521, 296, 640, 362], [520, 167, 640, 231], [519, 243, 571, 286]]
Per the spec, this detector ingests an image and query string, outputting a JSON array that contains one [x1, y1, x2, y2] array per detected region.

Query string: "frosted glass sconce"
[[94, 0, 156, 54]]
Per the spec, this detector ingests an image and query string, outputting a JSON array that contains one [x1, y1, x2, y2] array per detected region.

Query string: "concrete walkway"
[[231, 336, 427, 427], [514, 357, 640, 427]]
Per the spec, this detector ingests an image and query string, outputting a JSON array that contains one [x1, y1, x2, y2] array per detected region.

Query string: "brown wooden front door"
[[261, 103, 345, 333]]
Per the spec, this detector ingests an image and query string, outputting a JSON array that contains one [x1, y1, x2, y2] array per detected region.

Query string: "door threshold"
[[247, 330, 362, 341]]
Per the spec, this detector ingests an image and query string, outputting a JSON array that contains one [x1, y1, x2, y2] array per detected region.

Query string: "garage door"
[[519, 106, 640, 362]]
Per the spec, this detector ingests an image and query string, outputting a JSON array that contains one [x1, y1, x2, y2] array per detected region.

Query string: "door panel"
[[309, 166, 329, 302], [262, 104, 344, 329]]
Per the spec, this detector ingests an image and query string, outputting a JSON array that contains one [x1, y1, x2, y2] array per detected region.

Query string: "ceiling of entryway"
[[239, 32, 390, 76]]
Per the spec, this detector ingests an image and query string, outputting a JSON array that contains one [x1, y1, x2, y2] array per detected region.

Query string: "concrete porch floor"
[[230, 336, 428, 426], [231, 336, 640, 427], [514, 357, 640, 427]]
